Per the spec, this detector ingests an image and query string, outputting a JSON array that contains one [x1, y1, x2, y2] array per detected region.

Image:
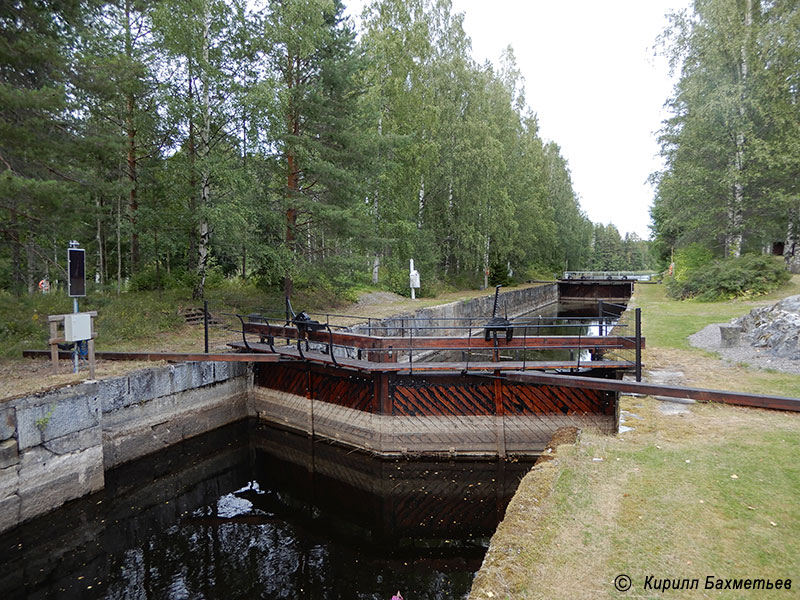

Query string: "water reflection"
[[0, 420, 533, 600]]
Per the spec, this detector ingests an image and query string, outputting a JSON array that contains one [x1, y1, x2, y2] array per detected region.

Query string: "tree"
[[653, 0, 798, 265], [153, 0, 250, 298], [0, 0, 96, 294], [258, 0, 367, 297]]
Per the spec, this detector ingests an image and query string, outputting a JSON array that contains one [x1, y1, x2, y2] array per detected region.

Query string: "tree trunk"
[[26, 240, 35, 295], [154, 229, 160, 286], [117, 195, 122, 294], [417, 175, 425, 229], [283, 49, 299, 299], [125, 0, 139, 273], [96, 196, 104, 286], [785, 204, 800, 274], [727, 0, 752, 259], [193, 8, 211, 301], [284, 205, 296, 298], [10, 211, 22, 296], [483, 236, 490, 290], [726, 191, 744, 258], [372, 254, 380, 284]]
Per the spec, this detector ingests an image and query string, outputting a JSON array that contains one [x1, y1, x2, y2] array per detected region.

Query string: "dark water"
[[0, 420, 533, 599]]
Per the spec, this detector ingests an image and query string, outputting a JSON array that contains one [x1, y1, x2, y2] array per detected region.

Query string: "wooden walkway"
[[239, 322, 643, 353], [506, 371, 800, 412], [227, 341, 630, 373], [23, 349, 280, 363]]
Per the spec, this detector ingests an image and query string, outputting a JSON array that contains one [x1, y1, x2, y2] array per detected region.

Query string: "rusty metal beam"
[[505, 371, 800, 412], [22, 349, 280, 363]]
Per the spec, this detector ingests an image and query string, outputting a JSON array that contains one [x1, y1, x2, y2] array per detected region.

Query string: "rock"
[[734, 294, 800, 359], [719, 325, 742, 347]]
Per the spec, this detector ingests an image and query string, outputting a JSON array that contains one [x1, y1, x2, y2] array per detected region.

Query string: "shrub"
[[489, 261, 513, 287], [667, 253, 790, 301], [672, 243, 714, 283], [129, 266, 181, 291]]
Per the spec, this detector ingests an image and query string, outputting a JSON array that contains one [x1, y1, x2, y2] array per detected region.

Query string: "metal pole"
[[598, 299, 604, 336], [204, 300, 209, 354], [635, 307, 642, 382], [73, 297, 79, 373]]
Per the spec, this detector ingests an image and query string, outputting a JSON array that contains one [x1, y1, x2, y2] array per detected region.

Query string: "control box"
[[64, 313, 92, 342]]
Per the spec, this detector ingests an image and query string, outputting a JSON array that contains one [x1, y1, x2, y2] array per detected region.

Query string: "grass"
[[469, 276, 800, 600], [5, 269, 800, 596], [632, 276, 800, 351], [631, 277, 800, 398], [471, 399, 800, 599]]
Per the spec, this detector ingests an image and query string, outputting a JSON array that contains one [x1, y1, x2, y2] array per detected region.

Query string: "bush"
[[489, 261, 512, 287], [129, 266, 182, 291], [667, 253, 790, 301], [672, 243, 713, 283]]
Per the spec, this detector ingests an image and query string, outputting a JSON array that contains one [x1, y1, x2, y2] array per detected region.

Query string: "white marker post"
[[409, 259, 420, 300]]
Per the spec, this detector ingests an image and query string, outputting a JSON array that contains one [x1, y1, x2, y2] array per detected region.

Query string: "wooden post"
[[635, 308, 642, 382], [494, 371, 506, 458], [88, 316, 96, 379], [49, 319, 59, 373], [47, 312, 97, 378]]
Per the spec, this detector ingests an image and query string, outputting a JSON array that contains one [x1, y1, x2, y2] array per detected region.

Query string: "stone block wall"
[[351, 283, 557, 338], [0, 360, 251, 534]]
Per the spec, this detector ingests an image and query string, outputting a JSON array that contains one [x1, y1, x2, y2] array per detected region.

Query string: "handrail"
[[325, 323, 338, 367], [235, 314, 251, 351], [233, 310, 641, 374]]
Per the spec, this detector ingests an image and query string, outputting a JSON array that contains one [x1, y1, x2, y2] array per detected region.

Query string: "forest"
[[652, 0, 799, 272], [1, 0, 659, 302]]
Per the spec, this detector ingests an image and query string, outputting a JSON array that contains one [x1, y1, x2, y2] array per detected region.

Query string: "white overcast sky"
[[344, 0, 694, 239]]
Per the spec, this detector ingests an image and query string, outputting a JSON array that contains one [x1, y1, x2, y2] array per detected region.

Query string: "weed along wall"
[[0, 361, 250, 534]]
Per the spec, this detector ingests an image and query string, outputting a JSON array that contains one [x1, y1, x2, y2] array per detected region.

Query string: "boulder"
[[734, 294, 800, 359]]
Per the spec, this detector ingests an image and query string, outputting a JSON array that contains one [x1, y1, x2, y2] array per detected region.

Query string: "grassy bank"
[[470, 277, 800, 599], [633, 276, 800, 351], [471, 399, 800, 599]]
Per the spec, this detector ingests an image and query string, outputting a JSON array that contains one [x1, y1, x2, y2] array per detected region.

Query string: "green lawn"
[[632, 276, 800, 350]]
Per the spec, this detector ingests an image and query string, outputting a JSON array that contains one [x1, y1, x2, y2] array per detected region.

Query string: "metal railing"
[[563, 271, 656, 281], [228, 304, 643, 377]]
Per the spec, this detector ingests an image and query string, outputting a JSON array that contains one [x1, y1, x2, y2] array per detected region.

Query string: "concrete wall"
[[351, 284, 558, 338], [0, 361, 251, 534]]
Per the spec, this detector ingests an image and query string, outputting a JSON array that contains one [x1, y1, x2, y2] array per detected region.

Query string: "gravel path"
[[688, 322, 800, 375]]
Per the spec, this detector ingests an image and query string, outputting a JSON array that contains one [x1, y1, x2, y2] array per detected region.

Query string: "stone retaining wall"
[[351, 284, 557, 337], [0, 361, 251, 534]]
